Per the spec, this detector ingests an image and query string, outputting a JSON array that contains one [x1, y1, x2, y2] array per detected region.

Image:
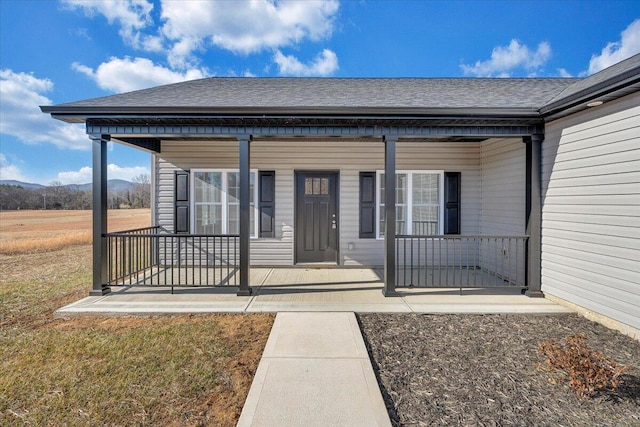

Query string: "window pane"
[[228, 203, 239, 234], [250, 173, 255, 204], [320, 178, 328, 194], [227, 173, 256, 237], [250, 206, 255, 237], [378, 205, 407, 236], [413, 173, 439, 204], [396, 174, 407, 204], [305, 178, 313, 195], [195, 204, 222, 234], [313, 178, 321, 195], [195, 172, 222, 203], [412, 206, 439, 235], [228, 172, 239, 201], [396, 205, 407, 234], [379, 173, 407, 203]]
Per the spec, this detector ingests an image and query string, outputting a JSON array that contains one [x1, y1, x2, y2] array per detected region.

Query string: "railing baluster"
[[430, 236, 434, 287], [500, 237, 505, 285]]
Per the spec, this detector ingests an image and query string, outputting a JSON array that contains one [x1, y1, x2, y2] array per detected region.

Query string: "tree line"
[[0, 174, 150, 211]]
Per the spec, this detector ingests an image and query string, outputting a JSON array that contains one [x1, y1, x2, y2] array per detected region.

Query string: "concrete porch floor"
[[56, 268, 571, 316]]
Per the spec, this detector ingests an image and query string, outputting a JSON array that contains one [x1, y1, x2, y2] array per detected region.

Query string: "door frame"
[[294, 170, 340, 265]]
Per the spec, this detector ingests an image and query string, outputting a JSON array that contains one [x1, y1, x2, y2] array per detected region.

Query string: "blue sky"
[[1, 0, 639, 185]]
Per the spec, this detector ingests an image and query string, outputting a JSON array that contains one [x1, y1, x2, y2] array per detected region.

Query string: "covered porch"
[[86, 121, 544, 299]]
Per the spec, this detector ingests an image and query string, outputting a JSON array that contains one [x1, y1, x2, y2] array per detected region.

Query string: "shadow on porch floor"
[[56, 268, 571, 316]]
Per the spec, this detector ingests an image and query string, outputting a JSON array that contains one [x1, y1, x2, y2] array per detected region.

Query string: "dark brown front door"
[[295, 172, 339, 263]]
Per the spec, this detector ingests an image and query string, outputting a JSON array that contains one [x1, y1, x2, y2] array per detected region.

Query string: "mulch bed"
[[358, 313, 640, 426]]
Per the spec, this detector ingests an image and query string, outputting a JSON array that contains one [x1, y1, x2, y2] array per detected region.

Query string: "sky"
[[1, 0, 639, 185]]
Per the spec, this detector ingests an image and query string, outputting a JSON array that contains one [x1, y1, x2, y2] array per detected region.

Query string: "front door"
[[295, 172, 339, 263]]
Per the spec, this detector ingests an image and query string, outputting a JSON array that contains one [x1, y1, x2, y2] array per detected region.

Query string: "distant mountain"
[[0, 180, 45, 189], [0, 179, 138, 192]]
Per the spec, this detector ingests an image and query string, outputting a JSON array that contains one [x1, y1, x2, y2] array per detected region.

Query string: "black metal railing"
[[106, 227, 239, 291], [396, 235, 528, 290]]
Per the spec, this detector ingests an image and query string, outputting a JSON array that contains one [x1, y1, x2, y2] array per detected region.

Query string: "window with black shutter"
[[444, 172, 461, 235], [359, 172, 376, 238], [259, 171, 275, 237], [174, 170, 190, 233]]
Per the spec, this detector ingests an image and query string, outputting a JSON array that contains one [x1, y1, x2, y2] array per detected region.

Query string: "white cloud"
[[57, 164, 150, 185], [588, 19, 640, 74], [557, 68, 573, 78], [274, 49, 339, 76], [461, 40, 552, 77], [160, 0, 339, 67], [62, 1, 341, 77], [61, 0, 163, 51], [72, 57, 208, 93], [0, 153, 28, 182], [0, 69, 88, 150]]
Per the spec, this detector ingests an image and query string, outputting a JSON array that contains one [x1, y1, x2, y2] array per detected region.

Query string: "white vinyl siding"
[[478, 138, 526, 281], [542, 92, 640, 331], [479, 138, 526, 236], [155, 140, 484, 266]]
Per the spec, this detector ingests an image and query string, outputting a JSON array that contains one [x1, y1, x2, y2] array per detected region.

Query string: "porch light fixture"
[[586, 100, 604, 107]]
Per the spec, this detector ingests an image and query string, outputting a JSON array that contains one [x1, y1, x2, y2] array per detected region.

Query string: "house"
[[42, 54, 640, 336]]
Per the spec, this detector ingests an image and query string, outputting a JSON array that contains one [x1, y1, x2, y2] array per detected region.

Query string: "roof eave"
[[42, 106, 543, 124], [540, 65, 640, 117]]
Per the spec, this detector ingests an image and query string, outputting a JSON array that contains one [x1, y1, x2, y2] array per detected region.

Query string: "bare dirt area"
[[0, 210, 274, 426], [358, 313, 640, 427], [0, 209, 150, 254]]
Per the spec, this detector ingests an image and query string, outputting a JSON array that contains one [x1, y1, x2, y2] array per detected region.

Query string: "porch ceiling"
[[84, 115, 543, 127], [86, 115, 544, 142]]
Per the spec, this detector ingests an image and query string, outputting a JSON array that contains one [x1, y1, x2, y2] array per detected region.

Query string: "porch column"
[[524, 134, 544, 297], [90, 134, 110, 296], [383, 136, 398, 296], [237, 135, 252, 296]]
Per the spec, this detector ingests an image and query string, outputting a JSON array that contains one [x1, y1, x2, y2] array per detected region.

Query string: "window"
[[192, 170, 258, 237], [304, 177, 329, 195], [377, 171, 444, 238]]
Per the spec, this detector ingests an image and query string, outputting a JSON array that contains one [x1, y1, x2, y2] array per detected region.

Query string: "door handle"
[[331, 219, 337, 229]]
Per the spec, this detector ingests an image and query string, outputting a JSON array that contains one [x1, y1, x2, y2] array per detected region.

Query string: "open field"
[[0, 209, 150, 254], [0, 210, 274, 426]]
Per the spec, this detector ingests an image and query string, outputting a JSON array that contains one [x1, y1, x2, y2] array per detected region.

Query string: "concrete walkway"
[[237, 312, 391, 427], [56, 268, 571, 315], [53, 269, 572, 426]]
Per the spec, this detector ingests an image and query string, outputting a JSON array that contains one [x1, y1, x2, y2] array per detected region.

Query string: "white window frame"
[[375, 170, 445, 239], [191, 169, 259, 238]]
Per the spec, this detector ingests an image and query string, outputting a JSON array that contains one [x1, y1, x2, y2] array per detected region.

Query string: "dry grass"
[[0, 209, 150, 254], [0, 210, 274, 426]]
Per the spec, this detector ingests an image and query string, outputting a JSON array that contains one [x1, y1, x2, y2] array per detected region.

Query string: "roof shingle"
[[54, 77, 577, 111]]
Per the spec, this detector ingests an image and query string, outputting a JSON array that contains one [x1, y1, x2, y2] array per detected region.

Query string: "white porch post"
[[383, 136, 398, 296], [524, 134, 544, 297], [237, 135, 252, 296], [90, 134, 110, 296]]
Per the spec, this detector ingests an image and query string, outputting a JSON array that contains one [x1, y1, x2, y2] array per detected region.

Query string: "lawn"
[[0, 210, 274, 426]]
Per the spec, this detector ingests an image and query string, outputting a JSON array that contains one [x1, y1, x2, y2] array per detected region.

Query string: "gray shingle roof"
[[50, 77, 577, 111], [42, 53, 640, 119]]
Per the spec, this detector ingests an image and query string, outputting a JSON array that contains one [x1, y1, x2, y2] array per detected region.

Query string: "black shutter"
[[174, 170, 189, 233], [259, 171, 275, 238], [359, 172, 376, 238], [444, 172, 461, 235]]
